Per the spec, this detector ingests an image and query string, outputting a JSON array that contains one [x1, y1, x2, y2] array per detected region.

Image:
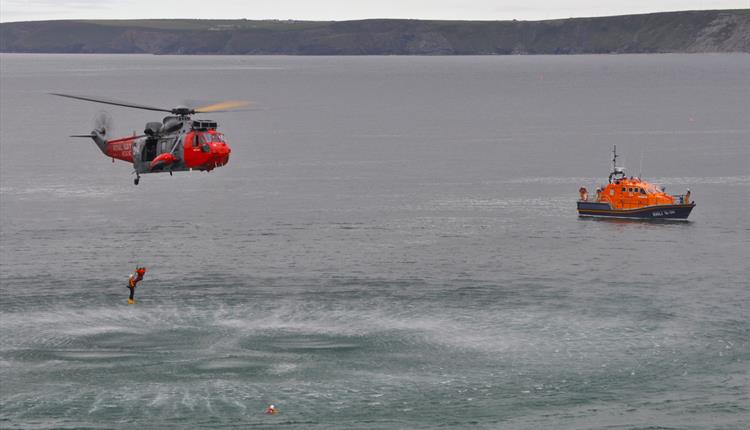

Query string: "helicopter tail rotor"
[[69, 111, 112, 140], [68, 111, 111, 154], [93, 110, 114, 138]]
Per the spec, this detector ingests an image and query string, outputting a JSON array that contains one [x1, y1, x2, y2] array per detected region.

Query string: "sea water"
[[1, 54, 748, 429]]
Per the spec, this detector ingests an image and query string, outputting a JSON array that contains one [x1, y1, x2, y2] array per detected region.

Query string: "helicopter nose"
[[211, 142, 231, 166]]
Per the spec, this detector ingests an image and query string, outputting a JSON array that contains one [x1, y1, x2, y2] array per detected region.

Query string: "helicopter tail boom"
[[102, 134, 137, 162], [72, 131, 137, 163], [70, 130, 113, 156]]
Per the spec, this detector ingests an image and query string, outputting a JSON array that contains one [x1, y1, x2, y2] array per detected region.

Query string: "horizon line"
[[2, 7, 748, 25]]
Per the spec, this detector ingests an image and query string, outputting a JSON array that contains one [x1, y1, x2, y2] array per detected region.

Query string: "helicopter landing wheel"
[[134, 177, 140, 186]]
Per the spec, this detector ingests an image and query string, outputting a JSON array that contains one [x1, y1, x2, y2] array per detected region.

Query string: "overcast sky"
[[1, 0, 748, 23]]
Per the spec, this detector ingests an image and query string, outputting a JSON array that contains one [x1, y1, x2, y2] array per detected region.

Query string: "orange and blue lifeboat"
[[577, 147, 695, 220]]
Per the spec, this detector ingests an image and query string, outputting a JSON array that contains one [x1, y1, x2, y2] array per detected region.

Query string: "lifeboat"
[[577, 146, 695, 220]]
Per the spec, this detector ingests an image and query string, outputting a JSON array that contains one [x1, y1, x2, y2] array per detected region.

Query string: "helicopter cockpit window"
[[197, 133, 211, 152]]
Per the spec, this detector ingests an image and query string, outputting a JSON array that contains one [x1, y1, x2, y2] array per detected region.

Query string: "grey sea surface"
[[1, 54, 749, 429]]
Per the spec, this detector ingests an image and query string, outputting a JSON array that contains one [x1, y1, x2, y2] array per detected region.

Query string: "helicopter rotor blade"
[[69, 134, 146, 140], [50, 93, 173, 113], [193, 100, 251, 113]]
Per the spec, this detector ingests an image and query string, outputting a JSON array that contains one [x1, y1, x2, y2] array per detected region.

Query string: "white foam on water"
[[269, 363, 298, 374], [56, 351, 138, 360]]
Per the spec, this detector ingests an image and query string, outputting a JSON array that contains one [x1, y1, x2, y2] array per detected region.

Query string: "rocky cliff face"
[[2, 10, 748, 54], [686, 13, 750, 52]]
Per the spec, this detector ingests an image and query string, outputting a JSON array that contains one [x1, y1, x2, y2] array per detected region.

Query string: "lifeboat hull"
[[577, 202, 695, 220]]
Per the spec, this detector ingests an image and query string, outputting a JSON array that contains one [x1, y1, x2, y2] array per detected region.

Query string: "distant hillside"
[[2, 10, 749, 54]]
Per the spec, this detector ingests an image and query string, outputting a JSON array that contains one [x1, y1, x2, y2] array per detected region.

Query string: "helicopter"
[[52, 93, 249, 185]]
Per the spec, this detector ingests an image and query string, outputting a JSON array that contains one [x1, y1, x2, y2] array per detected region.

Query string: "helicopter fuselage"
[[92, 116, 231, 183]]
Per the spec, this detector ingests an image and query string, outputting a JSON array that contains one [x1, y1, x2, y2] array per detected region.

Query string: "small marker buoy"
[[265, 404, 277, 415]]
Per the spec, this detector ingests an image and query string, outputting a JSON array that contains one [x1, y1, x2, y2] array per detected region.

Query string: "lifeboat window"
[[640, 188, 647, 195], [628, 188, 633, 192], [621, 187, 626, 192]]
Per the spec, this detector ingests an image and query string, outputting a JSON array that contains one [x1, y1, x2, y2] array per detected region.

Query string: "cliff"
[[2, 10, 749, 54]]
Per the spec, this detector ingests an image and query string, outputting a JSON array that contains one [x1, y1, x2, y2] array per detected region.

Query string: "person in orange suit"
[[127, 267, 146, 304]]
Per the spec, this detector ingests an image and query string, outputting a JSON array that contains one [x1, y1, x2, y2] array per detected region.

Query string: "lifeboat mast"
[[608, 145, 626, 184]]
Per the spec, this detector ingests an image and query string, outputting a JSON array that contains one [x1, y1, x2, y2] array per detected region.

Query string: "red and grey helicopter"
[[52, 93, 249, 185]]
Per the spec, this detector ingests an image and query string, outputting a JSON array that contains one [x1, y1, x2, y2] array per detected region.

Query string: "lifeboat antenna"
[[639, 147, 644, 179], [613, 145, 618, 172]]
